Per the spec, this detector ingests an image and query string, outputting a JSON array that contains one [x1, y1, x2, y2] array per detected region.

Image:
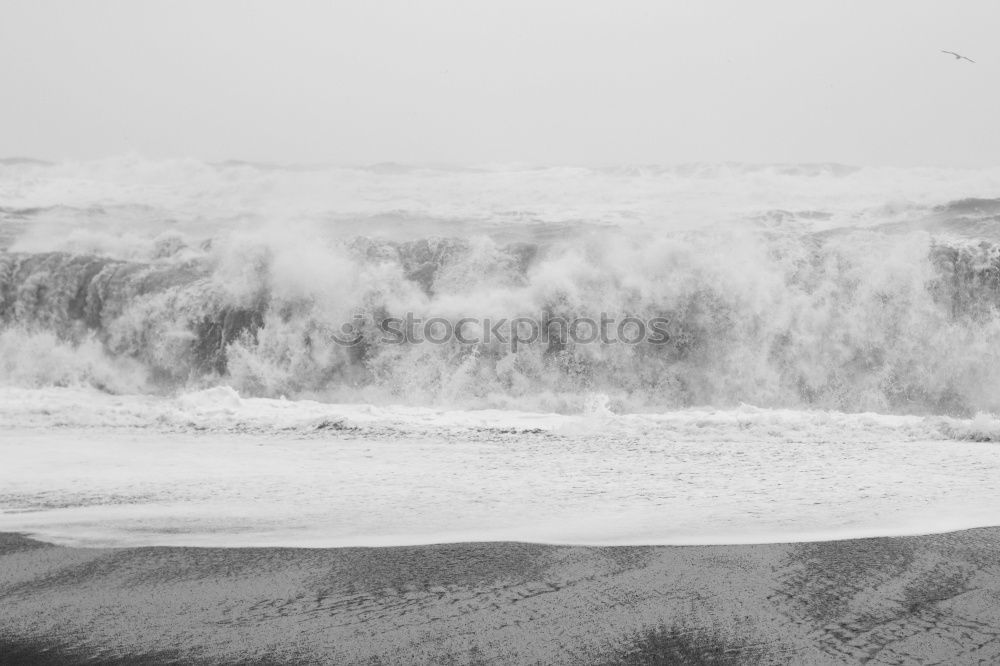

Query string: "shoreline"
[[4, 528, 1000, 664], [7, 421, 1000, 554], [15, 516, 1000, 550]]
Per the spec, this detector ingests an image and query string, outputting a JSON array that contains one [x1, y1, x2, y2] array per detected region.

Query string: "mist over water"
[[2, 158, 1000, 415]]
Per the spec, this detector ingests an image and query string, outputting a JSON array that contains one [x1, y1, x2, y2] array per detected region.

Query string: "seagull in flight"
[[941, 50, 975, 63]]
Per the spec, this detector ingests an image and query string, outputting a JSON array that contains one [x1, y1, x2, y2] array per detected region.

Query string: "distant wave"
[[0, 157, 53, 167]]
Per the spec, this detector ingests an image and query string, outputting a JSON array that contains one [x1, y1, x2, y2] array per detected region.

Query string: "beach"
[[3, 528, 1000, 664], [4, 3, 1000, 663]]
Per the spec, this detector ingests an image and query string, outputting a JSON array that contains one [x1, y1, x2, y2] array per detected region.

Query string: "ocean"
[[2, 156, 999, 547]]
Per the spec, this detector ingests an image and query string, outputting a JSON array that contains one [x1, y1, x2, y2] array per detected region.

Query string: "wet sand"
[[2, 529, 1000, 664]]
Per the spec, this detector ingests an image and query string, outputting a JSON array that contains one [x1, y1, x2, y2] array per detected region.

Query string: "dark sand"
[[2, 529, 1000, 664]]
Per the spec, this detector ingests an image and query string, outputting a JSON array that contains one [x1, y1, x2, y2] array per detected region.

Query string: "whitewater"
[[2, 156, 1000, 547]]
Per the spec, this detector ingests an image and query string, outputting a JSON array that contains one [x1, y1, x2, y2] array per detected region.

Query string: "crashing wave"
[[2, 211, 999, 414]]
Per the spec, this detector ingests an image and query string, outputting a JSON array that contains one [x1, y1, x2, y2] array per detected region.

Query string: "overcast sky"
[[1, 1, 997, 166]]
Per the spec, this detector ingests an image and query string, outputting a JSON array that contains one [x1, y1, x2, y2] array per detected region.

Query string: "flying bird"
[[941, 50, 975, 63]]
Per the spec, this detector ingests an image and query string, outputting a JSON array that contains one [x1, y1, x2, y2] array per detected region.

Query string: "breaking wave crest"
[[2, 159, 1000, 415], [2, 221, 1000, 415]]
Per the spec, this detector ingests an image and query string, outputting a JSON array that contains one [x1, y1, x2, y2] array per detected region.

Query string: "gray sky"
[[1, 0, 997, 166]]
